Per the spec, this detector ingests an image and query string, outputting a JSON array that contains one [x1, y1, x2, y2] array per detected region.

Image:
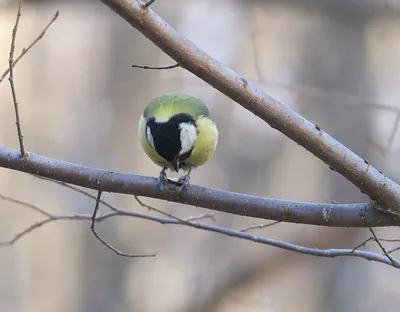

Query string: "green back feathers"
[[143, 93, 210, 120]]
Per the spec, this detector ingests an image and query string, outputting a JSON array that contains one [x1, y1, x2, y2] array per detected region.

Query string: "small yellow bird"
[[138, 93, 218, 192]]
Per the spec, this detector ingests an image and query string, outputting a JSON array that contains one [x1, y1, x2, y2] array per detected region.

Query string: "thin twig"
[[0, 10, 59, 83], [351, 237, 374, 253], [132, 63, 179, 70], [8, 0, 25, 157], [0, 213, 100, 246], [387, 245, 400, 254], [185, 212, 216, 222], [134, 195, 193, 226], [369, 227, 398, 267], [239, 221, 281, 232], [143, 0, 156, 8], [0, 192, 51, 217], [90, 191, 156, 257], [33, 175, 119, 212]]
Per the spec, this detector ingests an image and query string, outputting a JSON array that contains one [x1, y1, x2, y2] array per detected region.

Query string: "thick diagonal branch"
[[0, 148, 398, 227], [99, 0, 400, 215]]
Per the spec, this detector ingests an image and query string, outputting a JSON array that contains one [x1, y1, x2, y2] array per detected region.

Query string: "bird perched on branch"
[[138, 92, 218, 192]]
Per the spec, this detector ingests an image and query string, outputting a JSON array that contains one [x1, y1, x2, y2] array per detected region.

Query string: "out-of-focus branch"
[[99, 0, 400, 216], [0, 147, 399, 227], [2, 191, 400, 268]]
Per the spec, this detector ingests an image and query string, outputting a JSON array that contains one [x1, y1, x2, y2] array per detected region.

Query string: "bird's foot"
[[176, 173, 191, 194], [157, 166, 191, 194]]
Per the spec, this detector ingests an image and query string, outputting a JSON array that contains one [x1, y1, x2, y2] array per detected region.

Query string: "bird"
[[138, 92, 218, 192]]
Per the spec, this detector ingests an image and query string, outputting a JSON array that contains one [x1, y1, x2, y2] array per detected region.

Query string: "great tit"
[[138, 92, 218, 192]]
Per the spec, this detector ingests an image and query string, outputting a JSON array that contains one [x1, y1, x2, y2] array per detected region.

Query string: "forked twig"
[[351, 237, 375, 253], [0, 11, 59, 83], [90, 191, 156, 257], [369, 227, 398, 267]]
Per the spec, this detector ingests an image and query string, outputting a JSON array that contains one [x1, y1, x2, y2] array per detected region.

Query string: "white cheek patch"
[[146, 126, 155, 150], [179, 122, 197, 155]]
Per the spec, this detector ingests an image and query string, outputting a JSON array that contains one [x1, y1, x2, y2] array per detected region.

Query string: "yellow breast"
[[183, 116, 218, 168]]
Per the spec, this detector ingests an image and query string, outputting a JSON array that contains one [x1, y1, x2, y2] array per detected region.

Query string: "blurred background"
[[1, 0, 400, 311]]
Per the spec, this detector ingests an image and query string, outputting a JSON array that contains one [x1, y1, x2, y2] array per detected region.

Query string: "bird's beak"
[[172, 156, 180, 172]]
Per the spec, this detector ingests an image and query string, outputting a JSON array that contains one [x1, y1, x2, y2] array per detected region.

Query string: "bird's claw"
[[176, 174, 190, 194], [157, 166, 191, 194]]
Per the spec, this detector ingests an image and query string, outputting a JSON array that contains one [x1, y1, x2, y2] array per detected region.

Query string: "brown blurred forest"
[[1, 0, 400, 311]]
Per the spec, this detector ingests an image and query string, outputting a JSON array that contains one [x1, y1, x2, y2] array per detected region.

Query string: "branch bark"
[[99, 0, 400, 215], [0, 148, 398, 227]]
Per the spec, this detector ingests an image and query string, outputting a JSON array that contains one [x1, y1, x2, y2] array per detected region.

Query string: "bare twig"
[[0, 192, 50, 217], [134, 195, 194, 226], [1, 193, 400, 267], [99, 0, 400, 216], [132, 63, 179, 70], [0, 213, 97, 247], [90, 191, 156, 257], [239, 221, 281, 232], [351, 235, 400, 253], [0, 148, 399, 227], [0, 10, 59, 83], [143, 0, 156, 8], [351, 237, 375, 252], [369, 227, 398, 267], [388, 245, 400, 254], [8, 0, 25, 157], [185, 212, 216, 222], [33, 175, 119, 213]]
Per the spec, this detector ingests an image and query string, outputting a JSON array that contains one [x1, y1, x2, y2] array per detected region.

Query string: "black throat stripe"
[[147, 113, 196, 164]]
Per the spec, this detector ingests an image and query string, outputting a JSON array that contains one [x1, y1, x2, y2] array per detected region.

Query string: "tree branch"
[[0, 147, 399, 227], [99, 0, 400, 216], [2, 191, 399, 268]]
